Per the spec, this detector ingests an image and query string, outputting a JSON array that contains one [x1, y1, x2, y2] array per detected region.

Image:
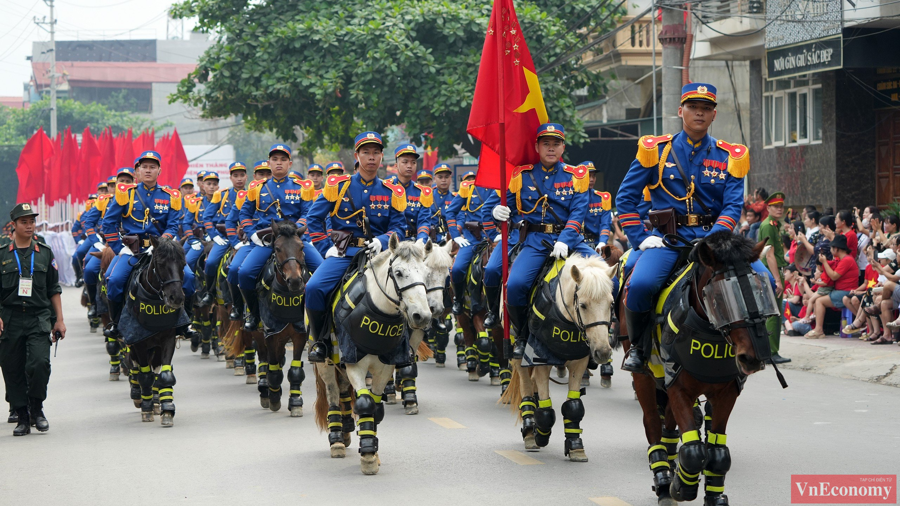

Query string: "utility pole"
[[34, 0, 58, 138], [658, 1, 686, 134]]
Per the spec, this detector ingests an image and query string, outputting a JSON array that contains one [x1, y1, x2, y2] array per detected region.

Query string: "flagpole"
[[495, 4, 510, 346]]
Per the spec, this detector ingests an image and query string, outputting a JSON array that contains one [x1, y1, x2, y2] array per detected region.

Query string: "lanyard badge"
[[14, 247, 35, 297]]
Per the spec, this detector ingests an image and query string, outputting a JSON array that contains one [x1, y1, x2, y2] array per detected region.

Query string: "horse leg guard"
[[534, 399, 555, 448], [258, 362, 269, 396], [287, 361, 305, 415], [648, 443, 675, 500], [475, 332, 492, 377], [489, 346, 500, 385], [561, 392, 586, 460], [670, 431, 708, 502], [355, 390, 380, 455], [340, 392, 354, 438], [454, 327, 466, 369], [267, 363, 283, 411], [327, 404, 344, 446], [433, 317, 450, 365], [661, 428, 680, 463], [244, 348, 257, 376], [519, 396, 537, 439], [137, 367, 155, 417], [383, 378, 396, 404], [465, 345, 477, 374], [105, 337, 121, 379], [703, 433, 731, 506], [129, 368, 141, 406], [157, 366, 176, 416], [704, 401, 713, 434], [200, 318, 213, 356], [397, 363, 417, 407], [499, 368, 512, 395]]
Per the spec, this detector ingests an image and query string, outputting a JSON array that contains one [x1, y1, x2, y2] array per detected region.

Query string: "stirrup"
[[621, 347, 646, 372], [307, 342, 328, 363]]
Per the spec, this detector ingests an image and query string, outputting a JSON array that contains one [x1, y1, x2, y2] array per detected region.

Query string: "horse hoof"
[[141, 412, 154, 423], [468, 371, 479, 382], [458, 363, 467, 371], [153, 404, 161, 416], [235, 367, 245, 376], [658, 497, 677, 506], [225, 359, 235, 369], [490, 377, 501, 386], [404, 404, 419, 415], [330, 443, 346, 458], [269, 399, 281, 412], [360, 453, 379, 475], [523, 434, 539, 451], [385, 393, 397, 405], [133, 399, 142, 409], [436, 363, 445, 369], [161, 412, 174, 427], [217, 354, 226, 362], [343, 433, 352, 447], [567, 449, 588, 462], [200, 353, 210, 360], [600, 376, 611, 389], [260, 397, 270, 409], [246, 374, 256, 384], [109, 373, 119, 381], [190, 344, 199, 353], [90, 326, 97, 334], [290, 406, 303, 417]]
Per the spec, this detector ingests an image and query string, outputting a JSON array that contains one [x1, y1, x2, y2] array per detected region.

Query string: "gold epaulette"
[[716, 140, 750, 179], [382, 180, 408, 212], [643, 186, 651, 202], [324, 175, 350, 202], [210, 190, 223, 204], [564, 164, 590, 193], [635, 134, 673, 168], [161, 187, 182, 211], [596, 191, 612, 211], [458, 180, 475, 199], [297, 179, 316, 201], [115, 183, 136, 206], [414, 183, 433, 207], [509, 165, 532, 194], [96, 194, 112, 213], [184, 195, 201, 214], [234, 190, 248, 209], [246, 179, 267, 201]]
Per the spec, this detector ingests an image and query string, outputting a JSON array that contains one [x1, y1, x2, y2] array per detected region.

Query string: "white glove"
[[191, 242, 203, 251], [492, 205, 511, 222], [233, 241, 246, 251], [204, 235, 211, 242], [213, 236, 228, 247], [595, 245, 605, 256], [453, 236, 470, 248], [325, 246, 342, 259], [251, 232, 264, 247], [493, 235, 502, 243], [77, 239, 84, 246], [550, 241, 568, 259], [639, 236, 665, 250], [93, 242, 107, 252], [366, 239, 383, 255], [119, 247, 134, 256]]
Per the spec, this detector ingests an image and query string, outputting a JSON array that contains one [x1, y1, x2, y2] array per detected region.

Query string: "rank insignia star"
[[702, 169, 712, 177], [719, 171, 727, 180], [710, 171, 719, 178]]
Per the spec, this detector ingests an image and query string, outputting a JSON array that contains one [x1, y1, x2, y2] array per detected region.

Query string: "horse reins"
[[373, 256, 426, 307], [556, 281, 610, 334]]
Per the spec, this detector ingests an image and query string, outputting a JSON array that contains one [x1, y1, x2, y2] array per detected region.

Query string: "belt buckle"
[[142, 239, 151, 248], [542, 224, 552, 234], [686, 214, 699, 227]]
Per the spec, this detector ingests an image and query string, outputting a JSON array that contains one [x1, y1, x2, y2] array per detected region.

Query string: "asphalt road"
[[0, 287, 895, 506]]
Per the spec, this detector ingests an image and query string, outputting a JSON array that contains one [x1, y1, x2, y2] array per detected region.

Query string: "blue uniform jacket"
[[446, 182, 488, 243], [72, 215, 84, 240], [239, 176, 316, 238], [182, 194, 211, 237], [505, 161, 590, 250], [80, 207, 102, 242], [616, 131, 746, 246], [224, 190, 250, 247], [431, 188, 454, 242], [102, 182, 182, 253], [387, 176, 433, 242], [306, 173, 407, 254], [585, 190, 613, 244], [203, 187, 242, 240]]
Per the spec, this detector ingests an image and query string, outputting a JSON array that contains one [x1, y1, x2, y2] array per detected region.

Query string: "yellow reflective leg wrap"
[[140, 366, 151, 373], [538, 399, 552, 408], [677, 468, 700, 486], [159, 388, 173, 402], [681, 430, 701, 444], [290, 360, 302, 368], [648, 444, 671, 470], [567, 390, 581, 399]]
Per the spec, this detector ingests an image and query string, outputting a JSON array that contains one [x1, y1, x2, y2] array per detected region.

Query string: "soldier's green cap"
[[10, 203, 39, 221]]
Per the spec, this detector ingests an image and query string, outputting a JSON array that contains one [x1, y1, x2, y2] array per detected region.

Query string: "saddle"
[[464, 240, 492, 312]]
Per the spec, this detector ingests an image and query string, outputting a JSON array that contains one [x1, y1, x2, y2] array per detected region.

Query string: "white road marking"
[[494, 450, 543, 465], [429, 417, 466, 429]]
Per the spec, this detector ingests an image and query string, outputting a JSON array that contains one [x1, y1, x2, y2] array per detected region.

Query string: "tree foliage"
[[0, 97, 155, 145], [171, 0, 623, 157]]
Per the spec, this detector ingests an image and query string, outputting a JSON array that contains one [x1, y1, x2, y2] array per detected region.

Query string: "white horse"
[[314, 235, 432, 475], [397, 239, 455, 415], [502, 255, 616, 462]]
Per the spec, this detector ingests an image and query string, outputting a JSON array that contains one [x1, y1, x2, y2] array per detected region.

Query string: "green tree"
[[170, 0, 622, 157]]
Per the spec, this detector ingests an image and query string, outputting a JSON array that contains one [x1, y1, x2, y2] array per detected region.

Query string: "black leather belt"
[[675, 214, 715, 227], [350, 237, 368, 248], [584, 233, 599, 243], [523, 222, 564, 234]]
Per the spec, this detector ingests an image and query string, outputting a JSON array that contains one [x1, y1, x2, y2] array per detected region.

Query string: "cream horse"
[[314, 236, 432, 475], [502, 255, 616, 462], [397, 239, 454, 415]]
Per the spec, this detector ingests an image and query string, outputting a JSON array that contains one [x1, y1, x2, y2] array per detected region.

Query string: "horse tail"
[[499, 365, 523, 419], [222, 321, 244, 356], [415, 340, 434, 361], [313, 366, 329, 432]]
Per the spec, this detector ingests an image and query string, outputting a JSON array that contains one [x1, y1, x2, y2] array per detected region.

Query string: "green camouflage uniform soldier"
[[0, 203, 66, 436]]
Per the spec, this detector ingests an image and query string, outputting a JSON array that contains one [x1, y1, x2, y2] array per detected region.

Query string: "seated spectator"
[[746, 208, 761, 241], [804, 235, 859, 339], [782, 265, 805, 333], [746, 188, 769, 222], [815, 215, 836, 262], [786, 220, 808, 269], [873, 214, 899, 248], [844, 247, 893, 341]]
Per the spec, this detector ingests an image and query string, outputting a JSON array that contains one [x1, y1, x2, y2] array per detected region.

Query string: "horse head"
[[149, 235, 186, 309], [273, 220, 306, 293], [420, 239, 454, 317], [557, 255, 617, 365], [694, 231, 777, 376], [369, 234, 432, 330]]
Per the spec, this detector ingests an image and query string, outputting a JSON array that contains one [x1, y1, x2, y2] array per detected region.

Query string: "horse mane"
[[274, 220, 299, 239], [373, 239, 425, 266], [564, 254, 613, 302], [154, 236, 184, 265], [693, 230, 756, 265], [424, 242, 454, 271]]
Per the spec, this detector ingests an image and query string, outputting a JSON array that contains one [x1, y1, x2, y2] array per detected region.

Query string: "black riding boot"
[[13, 407, 29, 436], [508, 305, 529, 359], [622, 308, 652, 372], [306, 308, 330, 363], [242, 289, 261, 331], [229, 282, 244, 321], [29, 398, 48, 432], [198, 272, 217, 307], [86, 284, 98, 318], [483, 284, 502, 328], [451, 281, 467, 315], [72, 258, 84, 287], [104, 299, 123, 338]]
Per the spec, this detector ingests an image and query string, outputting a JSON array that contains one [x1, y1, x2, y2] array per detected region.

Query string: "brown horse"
[[617, 232, 782, 506]]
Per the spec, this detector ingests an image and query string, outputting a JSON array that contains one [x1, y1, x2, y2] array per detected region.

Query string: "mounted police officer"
[[615, 82, 769, 372], [237, 144, 323, 331], [225, 161, 271, 321], [431, 163, 455, 245], [0, 203, 66, 436], [481, 186, 521, 329], [72, 179, 115, 291], [305, 131, 408, 363], [490, 123, 596, 359], [180, 177, 196, 197], [581, 162, 612, 252], [102, 151, 196, 339], [198, 162, 249, 307], [446, 171, 487, 315], [307, 164, 325, 190], [183, 171, 220, 274], [388, 144, 433, 244]]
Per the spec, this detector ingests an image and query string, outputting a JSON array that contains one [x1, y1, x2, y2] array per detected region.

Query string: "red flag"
[[115, 128, 134, 171], [468, 0, 548, 190], [79, 128, 102, 198], [44, 134, 63, 203], [422, 146, 438, 173], [160, 129, 189, 189], [58, 128, 79, 201], [15, 128, 54, 203], [98, 129, 116, 183]]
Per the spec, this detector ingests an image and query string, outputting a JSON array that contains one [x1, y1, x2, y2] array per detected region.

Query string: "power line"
[[58, 0, 142, 8]]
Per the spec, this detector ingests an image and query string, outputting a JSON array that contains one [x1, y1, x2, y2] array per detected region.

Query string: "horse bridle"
[[373, 256, 426, 307], [707, 261, 769, 346], [272, 235, 308, 285], [556, 281, 610, 334], [144, 255, 183, 298]]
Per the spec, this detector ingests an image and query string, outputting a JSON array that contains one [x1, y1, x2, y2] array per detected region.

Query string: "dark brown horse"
[[618, 232, 781, 506]]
